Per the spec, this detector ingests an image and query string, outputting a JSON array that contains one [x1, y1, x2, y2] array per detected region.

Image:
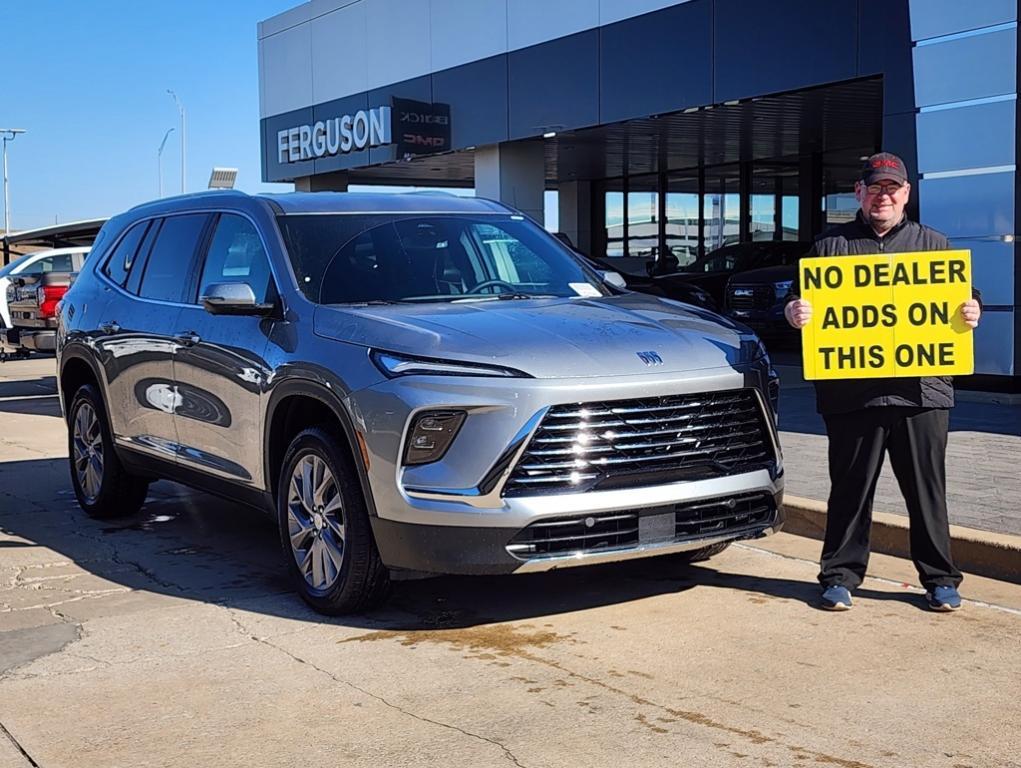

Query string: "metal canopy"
[[344, 77, 883, 187], [2, 217, 108, 263]]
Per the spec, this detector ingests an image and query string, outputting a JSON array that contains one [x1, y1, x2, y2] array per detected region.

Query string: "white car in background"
[[1, 247, 90, 347]]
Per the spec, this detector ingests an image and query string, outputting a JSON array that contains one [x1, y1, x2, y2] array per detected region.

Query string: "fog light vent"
[[403, 410, 466, 465]]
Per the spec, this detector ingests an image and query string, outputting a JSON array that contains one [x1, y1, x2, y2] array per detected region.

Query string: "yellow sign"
[[800, 250, 973, 380]]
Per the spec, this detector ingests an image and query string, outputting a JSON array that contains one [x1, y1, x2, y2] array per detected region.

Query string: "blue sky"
[[4, 1, 299, 231], [4, 1, 560, 233]]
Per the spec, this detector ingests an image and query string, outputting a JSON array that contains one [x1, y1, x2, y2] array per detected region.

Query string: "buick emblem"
[[636, 351, 663, 366]]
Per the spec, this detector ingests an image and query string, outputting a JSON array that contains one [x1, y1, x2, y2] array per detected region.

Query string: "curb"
[[782, 495, 1021, 585]]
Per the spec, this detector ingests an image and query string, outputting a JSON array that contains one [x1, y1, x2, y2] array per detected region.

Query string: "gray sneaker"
[[821, 585, 852, 611]]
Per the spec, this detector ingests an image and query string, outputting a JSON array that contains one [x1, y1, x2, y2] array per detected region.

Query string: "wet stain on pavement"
[[339, 622, 572, 657], [635, 713, 668, 734]]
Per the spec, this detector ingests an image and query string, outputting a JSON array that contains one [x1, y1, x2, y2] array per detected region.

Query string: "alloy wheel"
[[72, 402, 104, 504], [287, 453, 346, 590]]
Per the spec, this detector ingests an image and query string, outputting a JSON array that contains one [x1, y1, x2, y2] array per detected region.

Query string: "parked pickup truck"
[[5, 270, 78, 353]]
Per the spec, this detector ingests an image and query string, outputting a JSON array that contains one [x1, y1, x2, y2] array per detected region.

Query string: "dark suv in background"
[[57, 191, 783, 614], [722, 243, 810, 341], [654, 241, 811, 309]]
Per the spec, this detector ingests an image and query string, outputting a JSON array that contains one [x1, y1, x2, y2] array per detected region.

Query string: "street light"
[[1, 128, 26, 235], [157, 127, 175, 197], [166, 89, 186, 194]]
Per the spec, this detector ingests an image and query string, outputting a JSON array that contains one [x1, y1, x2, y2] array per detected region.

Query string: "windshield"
[[278, 214, 608, 304], [0, 254, 33, 278]]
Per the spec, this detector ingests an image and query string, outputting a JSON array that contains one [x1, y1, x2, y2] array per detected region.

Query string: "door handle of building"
[[174, 331, 201, 347], [99, 321, 120, 335]]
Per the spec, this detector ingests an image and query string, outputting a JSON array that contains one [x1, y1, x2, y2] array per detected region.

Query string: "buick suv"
[[57, 191, 784, 614]]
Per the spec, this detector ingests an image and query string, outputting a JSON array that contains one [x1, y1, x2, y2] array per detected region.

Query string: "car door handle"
[[174, 331, 201, 347], [99, 321, 121, 335]]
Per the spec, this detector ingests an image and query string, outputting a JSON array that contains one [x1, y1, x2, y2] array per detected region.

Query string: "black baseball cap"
[[861, 152, 908, 185]]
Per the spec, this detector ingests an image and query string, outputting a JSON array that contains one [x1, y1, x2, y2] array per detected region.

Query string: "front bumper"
[[372, 482, 784, 575], [350, 361, 784, 575]]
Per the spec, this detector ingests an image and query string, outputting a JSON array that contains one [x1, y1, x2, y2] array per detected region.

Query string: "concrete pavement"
[[1, 356, 1020, 768]]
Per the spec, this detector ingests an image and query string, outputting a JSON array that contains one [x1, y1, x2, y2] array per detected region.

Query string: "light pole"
[[157, 127, 175, 197], [166, 89, 186, 194], [1, 128, 26, 235]]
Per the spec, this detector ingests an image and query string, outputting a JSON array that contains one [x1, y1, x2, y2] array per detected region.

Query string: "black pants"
[[819, 406, 962, 591]]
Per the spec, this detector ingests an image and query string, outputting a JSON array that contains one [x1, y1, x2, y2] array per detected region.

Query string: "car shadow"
[[0, 394, 63, 419], [0, 374, 56, 398], [2, 458, 936, 631], [1, 456, 919, 631]]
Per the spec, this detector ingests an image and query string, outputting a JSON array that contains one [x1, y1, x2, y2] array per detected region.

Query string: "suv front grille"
[[503, 389, 773, 496], [506, 513, 639, 558], [505, 492, 777, 560], [727, 284, 774, 311]]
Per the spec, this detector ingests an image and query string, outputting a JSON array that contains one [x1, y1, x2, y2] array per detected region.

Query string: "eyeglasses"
[[864, 182, 904, 196]]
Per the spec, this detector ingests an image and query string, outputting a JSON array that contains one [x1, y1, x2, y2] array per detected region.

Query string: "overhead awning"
[[2, 218, 108, 264]]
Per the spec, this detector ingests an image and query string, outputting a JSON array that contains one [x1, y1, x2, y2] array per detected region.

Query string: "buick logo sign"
[[636, 351, 663, 366]]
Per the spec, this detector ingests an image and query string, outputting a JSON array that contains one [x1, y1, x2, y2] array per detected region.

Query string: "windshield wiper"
[[452, 293, 560, 303], [339, 299, 408, 306]]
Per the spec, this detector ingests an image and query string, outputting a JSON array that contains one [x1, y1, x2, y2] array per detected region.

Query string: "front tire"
[[68, 384, 149, 519], [277, 427, 390, 615]]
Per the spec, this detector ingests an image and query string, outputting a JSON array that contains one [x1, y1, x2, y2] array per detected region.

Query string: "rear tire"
[[277, 427, 390, 615], [68, 384, 149, 519]]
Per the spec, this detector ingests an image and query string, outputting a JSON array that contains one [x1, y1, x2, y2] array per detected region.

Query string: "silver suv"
[[57, 191, 784, 614]]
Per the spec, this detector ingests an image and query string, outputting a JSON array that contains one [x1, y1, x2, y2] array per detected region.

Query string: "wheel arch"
[[264, 380, 378, 519]]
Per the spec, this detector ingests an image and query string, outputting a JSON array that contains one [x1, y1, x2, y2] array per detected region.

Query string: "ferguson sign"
[[277, 106, 392, 163]]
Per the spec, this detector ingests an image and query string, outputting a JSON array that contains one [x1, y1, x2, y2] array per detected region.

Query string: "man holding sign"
[[784, 152, 981, 612]]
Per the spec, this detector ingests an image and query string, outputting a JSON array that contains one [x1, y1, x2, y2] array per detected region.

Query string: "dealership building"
[[259, 0, 1020, 391]]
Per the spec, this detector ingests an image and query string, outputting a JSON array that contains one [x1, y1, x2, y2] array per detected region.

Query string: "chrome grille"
[[506, 513, 639, 558], [727, 284, 774, 311], [504, 389, 773, 496], [505, 492, 777, 560], [674, 493, 775, 539]]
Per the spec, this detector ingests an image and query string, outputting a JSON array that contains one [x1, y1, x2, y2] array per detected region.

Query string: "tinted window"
[[138, 214, 208, 302], [19, 253, 74, 276], [102, 222, 149, 286], [291, 215, 605, 304], [277, 214, 381, 301], [197, 215, 272, 303]]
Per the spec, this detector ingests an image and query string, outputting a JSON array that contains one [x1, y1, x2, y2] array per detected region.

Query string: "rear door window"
[[137, 214, 209, 303], [102, 222, 150, 287]]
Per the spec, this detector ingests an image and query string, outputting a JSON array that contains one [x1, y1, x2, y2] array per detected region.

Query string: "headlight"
[[773, 280, 793, 299], [371, 350, 529, 378], [404, 410, 467, 465]]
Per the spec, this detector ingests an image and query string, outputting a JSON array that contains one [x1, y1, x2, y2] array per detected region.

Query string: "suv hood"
[[314, 294, 758, 378]]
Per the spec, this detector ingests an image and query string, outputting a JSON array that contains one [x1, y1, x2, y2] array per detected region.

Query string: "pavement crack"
[[508, 648, 876, 768], [225, 610, 529, 768], [0, 720, 40, 767]]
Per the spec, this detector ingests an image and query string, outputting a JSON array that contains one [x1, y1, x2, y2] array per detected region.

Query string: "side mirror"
[[201, 282, 274, 316], [600, 270, 628, 290]]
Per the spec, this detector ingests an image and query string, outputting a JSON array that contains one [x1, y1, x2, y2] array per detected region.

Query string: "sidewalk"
[[776, 365, 1021, 536]]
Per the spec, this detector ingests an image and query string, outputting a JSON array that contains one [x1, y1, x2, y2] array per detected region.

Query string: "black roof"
[[123, 189, 513, 217], [263, 191, 511, 215]]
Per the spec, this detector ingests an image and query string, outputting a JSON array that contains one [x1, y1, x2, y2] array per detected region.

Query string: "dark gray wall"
[[261, 0, 916, 183]]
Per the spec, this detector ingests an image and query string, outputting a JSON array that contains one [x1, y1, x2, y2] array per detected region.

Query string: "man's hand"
[[961, 299, 981, 329], [785, 298, 812, 329]]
